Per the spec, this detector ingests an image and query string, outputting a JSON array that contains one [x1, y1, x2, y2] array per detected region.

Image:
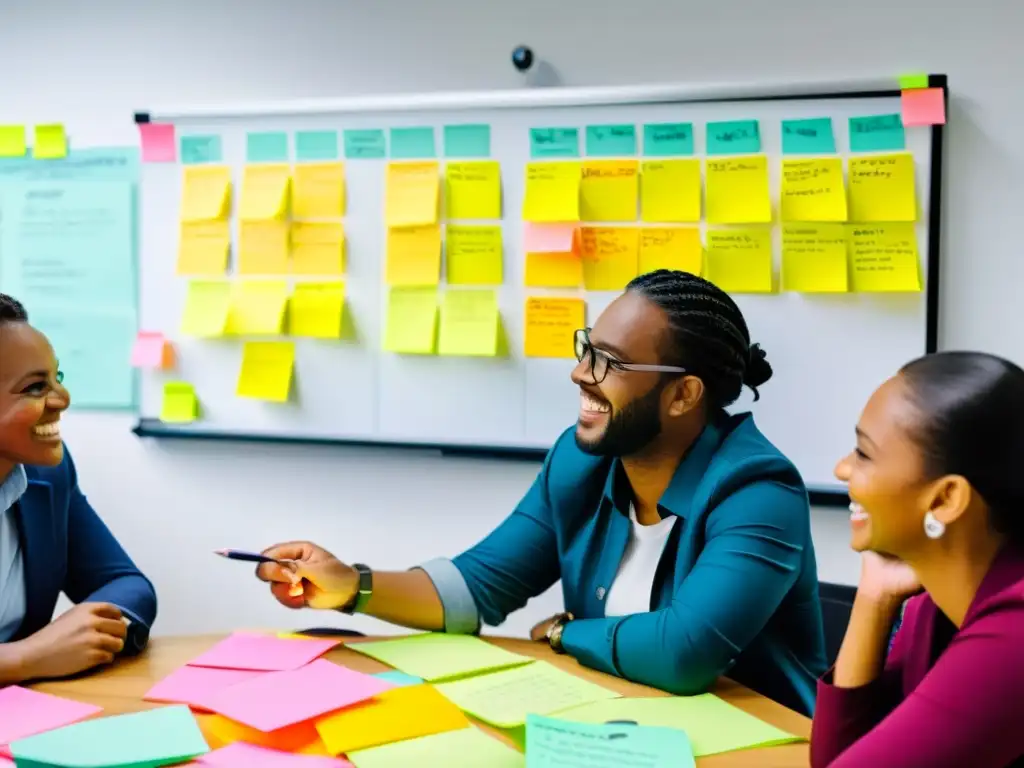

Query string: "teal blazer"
[[428, 412, 827, 715]]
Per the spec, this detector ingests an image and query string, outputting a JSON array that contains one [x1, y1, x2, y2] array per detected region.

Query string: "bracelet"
[[545, 612, 574, 653]]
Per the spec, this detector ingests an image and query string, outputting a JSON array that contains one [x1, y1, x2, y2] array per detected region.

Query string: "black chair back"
[[819, 581, 857, 667]]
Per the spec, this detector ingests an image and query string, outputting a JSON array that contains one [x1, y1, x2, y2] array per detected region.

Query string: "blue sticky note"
[[643, 123, 694, 156], [706, 120, 761, 155], [849, 114, 906, 153], [444, 124, 491, 158], [586, 124, 637, 156], [344, 129, 387, 159], [373, 670, 424, 687], [390, 127, 436, 159], [530, 128, 579, 158], [247, 131, 289, 163], [295, 130, 339, 161], [526, 714, 695, 768], [782, 118, 836, 155], [179, 135, 222, 165]]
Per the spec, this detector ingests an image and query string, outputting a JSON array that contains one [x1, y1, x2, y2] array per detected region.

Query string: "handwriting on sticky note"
[[643, 122, 693, 157], [781, 117, 835, 155], [579, 160, 638, 222], [780, 158, 848, 222], [640, 159, 700, 222], [445, 161, 501, 220], [526, 714, 696, 768], [0, 686, 101, 746], [639, 228, 702, 275], [130, 331, 174, 369], [143, 666, 262, 712], [343, 129, 386, 159], [239, 221, 290, 275], [580, 227, 639, 291], [240, 164, 291, 221], [523, 161, 581, 222], [530, 127, 579, 159], [236, 342, 296, 402], [139, 123, 177, 163], [848, 153, 917, 222], [705, 156, 771, 224], [705, 229, 773, 293], [292, 163, 345, 219], [901, 87, 946, 127], [524, 298, 585, 358], [33, 124, 67, 159], [0, 125, 26, 157], [181, 280, 232, 337], [706, 120, 760, 155], [781, 224, 849, 293], [226, 281, 289, 335], [291, 221, 344, 275], [181, 166, 232, 222], [446, 225, 502, 285], [385, 162, 439, 226], [384, 288, 438, 354], [289, 282, 345, 338], [386, 224, 441, 286], [585, 124, 637, 157], [178, 220, 230, 275], [849, 223, 921, 292], [348, 633, 532, 682], [849, 114, 905, 153]]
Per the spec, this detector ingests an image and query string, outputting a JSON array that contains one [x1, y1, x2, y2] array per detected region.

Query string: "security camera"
[[512, 46, 534, 73]]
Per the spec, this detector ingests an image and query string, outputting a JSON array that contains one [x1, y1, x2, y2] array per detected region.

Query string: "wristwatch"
[[339, 563, 373, 615], [545, 612, 574, 653]]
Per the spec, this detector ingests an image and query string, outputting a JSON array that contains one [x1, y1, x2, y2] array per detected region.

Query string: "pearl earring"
[[924, 511, 945, 540]]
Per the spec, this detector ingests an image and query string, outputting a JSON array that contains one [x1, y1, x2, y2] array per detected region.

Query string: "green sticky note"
[[247, 131, 289, 162], [348, 633, 532, 681], [180, 135, 222, 164], [438, 289, 503, 357], [643, 122, 693, 156], [529, 127, 579, 158], [706, 120, 761, 155], [383, 287, 438, 354], [372, 670, 424, 687], [526, 714, 695, 768], [161, 382, 198, 423], [390, 127, 436, 159], [344, 129, 387, 159], [34, 124, 67, 159], [444, 124, 491, 158], [849, 113, 906, 153], [0, 125, 26, 157], [295, 130, 339, 161], [585, 124, 637, 156], [782, 117, 836, 155], [899, 73, 929, 89], [10, 704, 210, 767], [348, 727, 524, 768]]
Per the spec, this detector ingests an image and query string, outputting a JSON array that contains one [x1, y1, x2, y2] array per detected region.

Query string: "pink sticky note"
[[197, 742, 353, 767], [130, 331, 175, 369], [901, 87, 946, 127], [187, 632, 341, 672], [0, 755, 13, 766], [524, 222, 578, 254], [140, 123, 177, 162], [206, 658, 391, 732], [0, 686, 102, 746], [143, 665, 264, 711]]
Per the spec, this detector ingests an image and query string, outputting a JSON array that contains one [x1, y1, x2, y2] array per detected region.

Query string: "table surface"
[[29, 633, 811, 767]]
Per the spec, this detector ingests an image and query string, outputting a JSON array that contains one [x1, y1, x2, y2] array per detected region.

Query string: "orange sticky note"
[[130, 332, 174, 369], [580, 227, 639, 291], [638, 228, 703, 275], [200, 714, 329, 756], [291, 222, 344, 275], [901, 88, 946, 127], [386, 224, 441, 286], [524, 297, 585, 358], [177, 220, 230, 276], [239, 221, 290, 275], [293, 163, 345, 219]]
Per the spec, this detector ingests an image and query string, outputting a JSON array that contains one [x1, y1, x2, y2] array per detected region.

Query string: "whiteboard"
[[134, 78, 944, 498]]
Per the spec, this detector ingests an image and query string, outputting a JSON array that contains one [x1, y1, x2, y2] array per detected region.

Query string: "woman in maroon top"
[[811, 351, 1024, 767]]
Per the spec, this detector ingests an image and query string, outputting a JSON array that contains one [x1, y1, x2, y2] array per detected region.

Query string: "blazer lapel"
[[12, 480, 56, 640]]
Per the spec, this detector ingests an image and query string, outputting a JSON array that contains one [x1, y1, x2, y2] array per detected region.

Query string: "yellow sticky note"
[[386, 224, 441, 286], [706, 156, 771, 224], [237, 341, 295, 402], [849, 223, 922, 292], [781, 158, 848, 222], [384, 287, 438, 354], [289, 282, 345, 339], [706, 228, 774, 293], [445, 161, 501, 220], [524, 297, 585, 358], [181, 280, 232, 337], [181, 166, 232, 222], [580, 227, 639, 291], [239, 220, 290, 275], [293, 163, 345, 219], [291, 222, 344, 275], [580, 160, 639, 222], [0, 126, 26, 157], [525, 252, 582, 288], [240, 164, 291, 220], [438, 289, 502, 357], [848, 153, 917, 222], [445, 225, 502, 285], [640, 159, 701, 222], [33, 124, 67, 159], [226, 281, 289, 335], [781, 224, 849, 293], [639, 228, 703, 275], [177, 221, 230, 276], [523, 161, 581, 222], [385, 161, 439, 227], [160, 382, 198, 423]]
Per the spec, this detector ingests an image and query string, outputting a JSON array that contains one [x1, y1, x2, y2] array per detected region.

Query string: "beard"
[[575, 385, 664, 457]]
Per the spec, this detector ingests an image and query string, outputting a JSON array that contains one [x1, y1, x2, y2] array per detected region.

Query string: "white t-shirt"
[[603, 503, 677, 618]]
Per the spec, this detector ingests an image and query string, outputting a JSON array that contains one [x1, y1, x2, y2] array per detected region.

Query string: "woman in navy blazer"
[[0, 293, 156, 685]]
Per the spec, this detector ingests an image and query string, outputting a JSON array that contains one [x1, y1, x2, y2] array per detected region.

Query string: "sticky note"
[[643, 122, 693, 157], [226, 280, 289, 335], [446, 225, 502, 285], [247, 131, 290, 163], [585, 124, 637, 156], [781, 117, 836, 155], [0, 125, 26, 157], [139, 123, 177, 162], [530, 128, 579, 158], [849, 114, 906, 153], [639, 228, 703, 275], [346, 727, 523, 768], [161, 382, 197, 424], [526, 714, 695, 768], [293, 163, 345, 219], [445, 161, 501, 219], [523, 161, 581, 222], [178, 220, 231, 275], [315, 683, 470, 755], [705, 156, 771, 223], [640, 159, 701, 222], [384, 287, 438, 354], [525, 253, 582, 288], [782, 224, 849, 293], [239, 220, 290, 274], [580, 160, 639, 222], [181, 280, 232, 337], [523, 222, 576, 254], [296, 130, 340, 162], [343, 129, 387, 159], [33, 124, 67, 159], [706, 120, 760, 155], [143, 666, 263, 712], [203, 714, 328, 756], [390, 127, 436, 159], [236, 342, 296, 402], [180, 135, 223, 164], [849, 223, 922, 292], [706, 228, 774, 293], [444, 124, 490, 158], [524, 297, 585, 358], [386, 224, 441, 286], [780, 158, 848, 222], [130, 331, 174, 368], [372, 670, 423, 687], [240, 164, 291, 220], [289, 282, 345, 338], [181, 165, 232, 222], [0, 686, 101, 746], [198, 742, 352, 767], [902, 87, 946, 126], [348, 633, 532, 682], [848, 153, 917, 221], [385, 161, 439, 226], [292, 222, 345, 275], [580, 227, 639, 291], [899, 73, 929, 89]]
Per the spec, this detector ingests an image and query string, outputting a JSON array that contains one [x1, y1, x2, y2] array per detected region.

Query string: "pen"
[[214, 549, 290, 566]]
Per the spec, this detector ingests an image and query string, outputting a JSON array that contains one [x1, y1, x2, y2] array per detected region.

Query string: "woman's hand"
[[529, 615, 559, 642], [857, 551, 923, 605], [256, 541, 359, 611]]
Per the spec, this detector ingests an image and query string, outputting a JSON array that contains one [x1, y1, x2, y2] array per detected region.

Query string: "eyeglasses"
[[573, 328, 686, 384]]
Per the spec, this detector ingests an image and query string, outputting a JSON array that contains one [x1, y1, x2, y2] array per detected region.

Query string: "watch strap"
[[340, 563, 373, 615]]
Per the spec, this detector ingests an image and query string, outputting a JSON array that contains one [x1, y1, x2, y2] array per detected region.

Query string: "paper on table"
[[849, 114, 906, 153], [706, 120, 760, 155], [225, 281, 289, 335], [201, 714, 328, 756], [144, 666, 264, 712], [524, 297, 584, 358], [705, 228, 774, 293], [780, 158, 848, 222], [181, 166, 232, 222], [0, 686, 101, 746], [289, 282, 345, 339], [291, 222, 345, 275], [639, 228, 702, 275], [240, 165, 291, 221], [901, 87, 946, 126], [0, 125, 26, 157], [188, 632, 340, 672], [849, 223, 922, 292], [579, 160, 638, 222], [579, 227, 639, 291], [640, 159, 701, 223], [525, 713, 695, 768], [178, 220, 231, 275], [293, 163, 345, 219], [239, 220, 290, 275], [848, 153, 917, 222], [434, 660, 619, 728], [385, 224, 441, 286], [781, 224, 849, 293], [385, 161, 439, 227], [781, 117, 836, 155], [383, 287, 438, 354], [140, 123, 177, 162], [181, 280, 232, 337], [523, 162, 581, 222], [161, 382, 199, 423], [236, 342, 296, 403], [438, 289, 503, 357], [197, 742, 352, 767], [131, 331, 174, 369], [33, 124, 67, 159], [705, 157, 771, 224], [372, 670, 423, 687], [445, 225, 503, 285], [347, 727, 524, 768], [445, 161, 501, 220], [348, 633, 532, 682]]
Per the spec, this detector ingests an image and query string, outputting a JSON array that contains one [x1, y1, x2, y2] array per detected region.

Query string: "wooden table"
[[29, 633, 811, 767]]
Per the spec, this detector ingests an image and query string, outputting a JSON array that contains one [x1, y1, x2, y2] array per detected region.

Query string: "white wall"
[[2, 0, 1018, 636]]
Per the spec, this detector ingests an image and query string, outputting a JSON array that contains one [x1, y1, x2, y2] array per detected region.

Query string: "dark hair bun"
[[743, 343, 773, 389]]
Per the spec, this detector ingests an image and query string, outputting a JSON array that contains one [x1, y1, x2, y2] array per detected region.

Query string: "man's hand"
[[17, 603, 127, 680], [256, 541, 359, 611], [530, 614, 560, 643]]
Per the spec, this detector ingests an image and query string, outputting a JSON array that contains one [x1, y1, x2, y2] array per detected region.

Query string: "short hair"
[[0, 293, 28, 324], [626, 270, 772, 409]]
